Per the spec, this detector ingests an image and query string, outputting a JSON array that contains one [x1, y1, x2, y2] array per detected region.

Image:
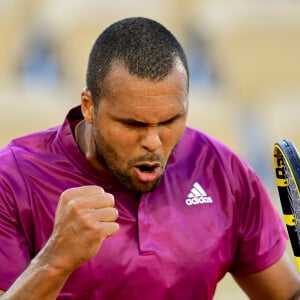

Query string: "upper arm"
[[233, 252, 300, 300], [0, 148, 33, 291], [0, 290, 5, 296]]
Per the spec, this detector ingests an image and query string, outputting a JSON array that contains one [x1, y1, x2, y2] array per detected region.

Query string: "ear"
[[81, 88, 94, 124]]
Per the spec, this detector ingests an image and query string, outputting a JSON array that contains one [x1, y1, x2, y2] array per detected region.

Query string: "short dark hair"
[[86, 17, 189, 105]]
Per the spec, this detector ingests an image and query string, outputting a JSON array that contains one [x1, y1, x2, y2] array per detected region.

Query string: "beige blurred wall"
[[1, 1, 300, 298], [1, 1, 299, 153], [1, 1, 300, 144]]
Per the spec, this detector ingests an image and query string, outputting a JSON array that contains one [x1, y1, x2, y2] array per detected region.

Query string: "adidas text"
[[186, 196, 213, 206]]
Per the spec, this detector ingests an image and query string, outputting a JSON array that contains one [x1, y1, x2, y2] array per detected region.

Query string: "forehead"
[[99, 60, 188, 121]]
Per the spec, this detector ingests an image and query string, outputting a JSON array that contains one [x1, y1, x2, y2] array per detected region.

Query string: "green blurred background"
[[1, 1, 300, 298]]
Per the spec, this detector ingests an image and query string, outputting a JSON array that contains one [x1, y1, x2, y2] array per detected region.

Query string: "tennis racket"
[[273, 139, 300, 273]]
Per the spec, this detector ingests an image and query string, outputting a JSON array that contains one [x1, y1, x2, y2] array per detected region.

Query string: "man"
[[0, 17, 299, 299]]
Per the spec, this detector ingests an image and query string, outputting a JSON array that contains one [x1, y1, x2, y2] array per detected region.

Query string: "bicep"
[[233, 252, 300, 300], [0, 290, 5, 295]]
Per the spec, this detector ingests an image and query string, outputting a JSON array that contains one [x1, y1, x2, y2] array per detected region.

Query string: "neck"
[[74, 120, 85, 153], [74, 120, 105, 170]]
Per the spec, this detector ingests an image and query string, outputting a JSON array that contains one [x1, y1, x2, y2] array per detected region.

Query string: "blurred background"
[[1, 0, 300, 298]]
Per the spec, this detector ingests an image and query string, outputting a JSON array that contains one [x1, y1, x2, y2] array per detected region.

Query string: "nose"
[[140, 126, 162, 152]]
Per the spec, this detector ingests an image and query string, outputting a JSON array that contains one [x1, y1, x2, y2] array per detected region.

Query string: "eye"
[[161, 119, 175, 126], [161, 113, 185, 126], [122, 120, 147, 128]]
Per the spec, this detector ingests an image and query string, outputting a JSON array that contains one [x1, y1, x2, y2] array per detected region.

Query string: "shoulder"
[[179, 126, 238, 156], [175, 126, 249, 171], [0, 126, 61, 187], [2, 105, 80, 163], [8, 128, 58, 159], [172, 126, 265, 199]]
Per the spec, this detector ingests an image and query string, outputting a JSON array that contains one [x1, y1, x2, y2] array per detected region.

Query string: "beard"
[[93, 129, 167, 193]]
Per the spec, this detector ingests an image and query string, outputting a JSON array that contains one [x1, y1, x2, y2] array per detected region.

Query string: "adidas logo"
[[185, 182, 213, 206]]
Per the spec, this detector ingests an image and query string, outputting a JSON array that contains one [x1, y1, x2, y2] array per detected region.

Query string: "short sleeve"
[[228, 155, 288, 275], [0, 147, 32, 290]]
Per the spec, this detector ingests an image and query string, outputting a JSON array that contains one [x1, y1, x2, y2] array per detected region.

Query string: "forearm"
[[0, 186, 119, 299], [0, 250, 71, 300]]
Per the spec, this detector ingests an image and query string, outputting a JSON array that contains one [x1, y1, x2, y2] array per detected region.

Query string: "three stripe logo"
[[185, 182, 213, 206]]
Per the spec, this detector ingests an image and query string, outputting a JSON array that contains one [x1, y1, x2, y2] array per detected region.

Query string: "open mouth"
[[137, 165, 156, 173], [133, 162, 161, 182], [134, 162, 161, 172]]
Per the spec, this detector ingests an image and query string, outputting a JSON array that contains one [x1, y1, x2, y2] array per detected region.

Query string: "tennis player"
[[0, 17, 299, 299]]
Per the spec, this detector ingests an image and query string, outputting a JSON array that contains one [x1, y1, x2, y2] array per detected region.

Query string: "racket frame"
[[274, 139, 300, 272]]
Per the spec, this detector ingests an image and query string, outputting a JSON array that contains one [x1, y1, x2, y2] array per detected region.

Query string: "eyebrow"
[[115, 112, 185, 126]]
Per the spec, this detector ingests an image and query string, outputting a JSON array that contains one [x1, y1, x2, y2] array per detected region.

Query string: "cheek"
[[160, 127, 185, 155], [162, 121, 186, 144], [104, 126, 138, 153]]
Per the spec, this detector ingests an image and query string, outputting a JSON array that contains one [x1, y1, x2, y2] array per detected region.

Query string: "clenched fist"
[[44, 186, 119, 273]]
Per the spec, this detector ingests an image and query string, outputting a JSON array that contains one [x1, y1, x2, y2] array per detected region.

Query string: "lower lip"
[[134, 167, 160, 182]]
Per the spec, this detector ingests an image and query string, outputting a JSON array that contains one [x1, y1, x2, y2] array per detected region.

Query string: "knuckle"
[[89, 185, 105, 194], [107, 222, 120, 236], [102, 192, 114, 204], [100, 207, 118, 221], [59, 189, 71, 204], [99, 222, 119, 237], [112, 207, 119, 219], [79, 212, 93, 227], [67, 199, 82, 215]]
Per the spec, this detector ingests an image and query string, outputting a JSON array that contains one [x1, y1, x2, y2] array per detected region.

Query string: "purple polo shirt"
[[0, 106, 287, 299]]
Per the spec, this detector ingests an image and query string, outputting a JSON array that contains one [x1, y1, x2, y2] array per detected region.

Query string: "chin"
[[132, 179, 160, 193], [113, 169, 163, 193], [126, 178, 162, 193]]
